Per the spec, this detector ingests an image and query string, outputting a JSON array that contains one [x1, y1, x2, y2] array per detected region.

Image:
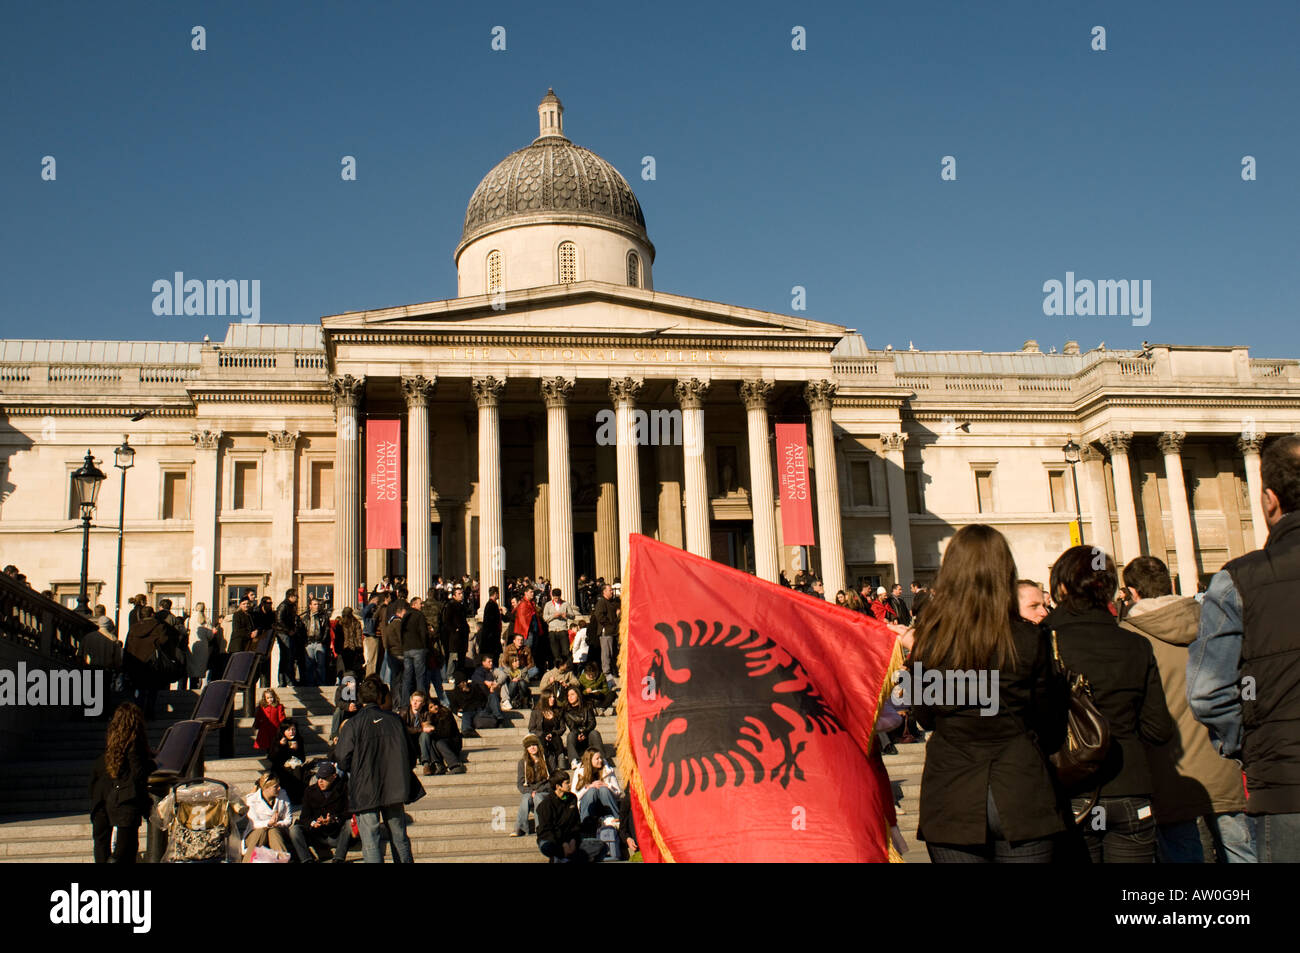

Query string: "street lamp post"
[[1063, 439, 1084, 547], [70, 450, 106, 615], [113, 436, 136, 635]]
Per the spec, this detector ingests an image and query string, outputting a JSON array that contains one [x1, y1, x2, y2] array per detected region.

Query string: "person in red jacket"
[[254, 688, 286, 751]]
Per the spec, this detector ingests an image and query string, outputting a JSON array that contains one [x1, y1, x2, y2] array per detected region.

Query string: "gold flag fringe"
[[876, 636, 908, 863]]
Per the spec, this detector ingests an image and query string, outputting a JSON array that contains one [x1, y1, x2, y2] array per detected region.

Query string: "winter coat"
[[399, 609, 431, 654], [535, 790, 581, 845], [1121, 595, 1247, 820], [563, 700, 598, 739], [591, 597, 618, 640], [518, 738, 553, 795], [1046, 605, 1175, 799], [335, 703, 419, 812], [188, 625, 212, 679], [914, 618, 1071, 845], [296, 778, 349, 835], [228, 609, 255, 654], [254, 703, 286, 752], [479, 599, 503, 659], [441, 599, 470, 656], [338, 612, 364, 651], [89, 734, 155, 826]]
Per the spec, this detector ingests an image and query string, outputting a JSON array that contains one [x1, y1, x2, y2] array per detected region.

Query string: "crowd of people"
[[82, 432, 1300, 863]]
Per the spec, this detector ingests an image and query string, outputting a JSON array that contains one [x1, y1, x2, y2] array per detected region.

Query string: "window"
[[233, 460, 258, 510], [1048, 470, 1068, 513], [975, 470, 994, 513], [558, 241, 577, 284], [487, 250, 502, 295], [309, 460, 334, 510], [627, 251, 640, 287], [148, 584, 189, 615], [905, 469, 924, 514], [223, 579, 264, 613], [162, 470, 190, 520], [304, 582, 335, 614], [849, 459, 874, 506]]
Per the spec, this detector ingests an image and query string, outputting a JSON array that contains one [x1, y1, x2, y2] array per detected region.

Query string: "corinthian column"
[[740, 380, 778, 582], [267, 429, 300, 604], [189, 429, 222, 619], [1081, 446, 1117, 561], [330, 375, 364, 610], [542, 377, 576, 600], [1238, 432, 1269, 549], [881, 432, 913, 590], [805, 380, 845, 596], [1159, 431, 1200, 595], [610, 377, 644, 575], [675, 378, 711, 559], [402, 375, 435, 598], [1102, 431, 1140, 565], [472, 376, 506, 600]]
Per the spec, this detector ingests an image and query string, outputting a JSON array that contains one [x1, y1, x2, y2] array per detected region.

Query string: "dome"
[[457, 91, 651, 257]]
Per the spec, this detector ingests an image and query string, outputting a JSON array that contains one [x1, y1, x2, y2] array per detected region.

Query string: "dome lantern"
[[537, 88, 564, 140]]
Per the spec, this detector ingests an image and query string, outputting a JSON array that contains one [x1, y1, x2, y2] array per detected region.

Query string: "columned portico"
[[1159, 430, 1200, 595], [675, 377, 711, 559], [805, 380, 845, 595], [610, 377, 644, 574], [1103, 431, 1140, 565], [1239, 432, 1269, 548], [472, 376, 506, 601], [402, 375, 435, 596], [330, 374, 363, 609], [542, 376, 576, 599], [740, 380, 778, 582], [881, 432, 913, 589]]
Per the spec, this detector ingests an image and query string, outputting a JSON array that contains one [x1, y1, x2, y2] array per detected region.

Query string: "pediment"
[[321, 281, 847, 343]]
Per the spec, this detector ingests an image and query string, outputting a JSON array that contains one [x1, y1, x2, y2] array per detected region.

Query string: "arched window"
[[558, 241, 577, 284], [486, 250, 502, 295], [626, 250, 640, 287]]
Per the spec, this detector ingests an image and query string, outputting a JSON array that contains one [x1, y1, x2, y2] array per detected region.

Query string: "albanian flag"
[[616, 535, 903, 862]]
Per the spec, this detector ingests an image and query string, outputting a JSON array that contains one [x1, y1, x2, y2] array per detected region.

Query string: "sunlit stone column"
[[805, 380, 845, 596], [1103, 431, 1140, 565], [610, 377, 644, 575], [542, 376, 576, 600], [1239, 432, 1269, 549], [1159, 431, 1200, 595], [189, 429, 222, 618], [1081, 446, 1117, 561], [472, 376, 506, 601], [740, 380, 778, 582], [330, 375, 364, 610], [595, 445, 619, 581], [881, 432, 913, 590], [675, 378, 711, 559], [267, 429, 300, 604], [402, 375, 435, 598]]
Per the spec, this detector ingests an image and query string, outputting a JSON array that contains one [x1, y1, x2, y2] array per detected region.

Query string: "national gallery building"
[[2, 91, 1297, 619]]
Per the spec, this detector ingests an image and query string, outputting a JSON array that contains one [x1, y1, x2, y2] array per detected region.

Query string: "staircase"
[[0, 684, 927, 863]]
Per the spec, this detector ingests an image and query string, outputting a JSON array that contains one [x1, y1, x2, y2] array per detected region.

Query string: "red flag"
[[617, 535, 902, 862], [775, 423, 815, 546], [365, 419, 401, 549]]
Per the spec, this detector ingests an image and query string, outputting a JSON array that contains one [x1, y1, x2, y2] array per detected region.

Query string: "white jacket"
[[572, 762, 622, 805], [244, 789, 292, 830]]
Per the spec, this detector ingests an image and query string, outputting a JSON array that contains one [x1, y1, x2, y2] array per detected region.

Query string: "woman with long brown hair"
[[513, 734, 552, 836], [89, 702, 155, 863], [527, 687, 566, 770], [911, 524, 1070, 862]]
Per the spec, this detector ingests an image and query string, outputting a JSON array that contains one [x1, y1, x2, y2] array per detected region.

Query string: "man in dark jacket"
[[441, 587, 470, 676], [275, 589, 303, 687], [479, 586, 503, 661], [288, 762, 352, 862], [888, 584, 912, 626], [301, 596, 332, 687], [400, 597, 433, 702], [335, 678, 417, 863], [591, 585, 619, 677], [1190, 433, 1300, 861], [535, 770, 604, 862], [228, 596, 255, 654]]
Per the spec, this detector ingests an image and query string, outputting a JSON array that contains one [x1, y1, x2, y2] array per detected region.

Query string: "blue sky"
[[2, 0, 1297, 355]]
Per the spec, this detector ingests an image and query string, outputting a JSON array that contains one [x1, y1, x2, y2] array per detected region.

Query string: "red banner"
[[617, 535, 902, 862], [365, 419, 401, 550], [775, 422, 815, 547]]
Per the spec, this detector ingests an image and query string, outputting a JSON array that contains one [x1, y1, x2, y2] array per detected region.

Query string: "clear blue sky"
[[2, 0, 1297, 355]]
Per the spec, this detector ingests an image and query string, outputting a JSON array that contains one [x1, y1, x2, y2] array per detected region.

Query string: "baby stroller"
[[164, 778, 237, 863]]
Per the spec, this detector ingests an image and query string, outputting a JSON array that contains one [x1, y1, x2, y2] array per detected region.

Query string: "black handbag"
[[1048, 630, 1112, 821]]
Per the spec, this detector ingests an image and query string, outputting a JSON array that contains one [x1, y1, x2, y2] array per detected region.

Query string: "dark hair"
[[551, 588, 562, 599], [549, 769, 570, 788], [489, 586, 499, 597], [1016, 579, 1042, 591], [1050, 546, 1118, 613], [1122, 556, 1173, 600], [285, 588, 296, 598], [359, 677, 385, 706], [1262, 434, 1300, 515]]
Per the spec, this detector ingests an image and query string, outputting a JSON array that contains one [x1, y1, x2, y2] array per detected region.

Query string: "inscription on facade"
[[445, 346, 726, 364]]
